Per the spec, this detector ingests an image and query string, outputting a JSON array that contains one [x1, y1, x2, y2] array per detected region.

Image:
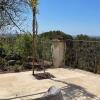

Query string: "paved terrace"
[[0, 68, 100, 100]]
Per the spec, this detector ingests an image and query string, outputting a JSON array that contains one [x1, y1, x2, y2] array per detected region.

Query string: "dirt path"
[[0, 68, 100, 100]]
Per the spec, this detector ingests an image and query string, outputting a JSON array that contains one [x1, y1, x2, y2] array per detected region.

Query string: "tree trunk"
[[32, 7, 36, 75]]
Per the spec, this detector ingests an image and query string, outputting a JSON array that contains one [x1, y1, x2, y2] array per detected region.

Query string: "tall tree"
[[27, 0, 38, 75], [0, 0, 38, 75]]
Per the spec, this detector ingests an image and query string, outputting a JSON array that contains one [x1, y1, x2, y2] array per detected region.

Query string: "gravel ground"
[[0, 68, 100, 100]]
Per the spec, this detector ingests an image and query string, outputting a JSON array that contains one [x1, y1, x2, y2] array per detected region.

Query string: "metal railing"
[[0, 35, 100, 74], [65, 39, 100, 73]]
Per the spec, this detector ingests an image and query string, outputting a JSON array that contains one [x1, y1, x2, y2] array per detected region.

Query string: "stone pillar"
[[52, 39, 65, 68]]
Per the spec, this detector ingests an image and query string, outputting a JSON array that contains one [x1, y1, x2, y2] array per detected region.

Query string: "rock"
[[23, 62, 33, 69], [5, 54, 22, 61], [43, 60, 52, 68], [27, 56, 33, 62], [8, 60, 16, 66], [35, 86, 64, 100]]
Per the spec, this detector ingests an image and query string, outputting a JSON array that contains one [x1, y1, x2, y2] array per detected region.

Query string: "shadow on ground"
[[1, 78, 100, 100], [34, 72, 56, 80], [50, 79, 100, 100]]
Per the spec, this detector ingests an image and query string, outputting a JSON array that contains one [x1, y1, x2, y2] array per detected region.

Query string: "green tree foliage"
[[75, 34, 90, 40], [15, 34, 32, 58], [90, 37, 100, 41], [27, 0, 38, 7], [39, 31, 73, 40]]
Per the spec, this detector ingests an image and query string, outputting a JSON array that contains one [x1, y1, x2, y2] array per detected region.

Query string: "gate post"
[[52, 39, 66, 68]]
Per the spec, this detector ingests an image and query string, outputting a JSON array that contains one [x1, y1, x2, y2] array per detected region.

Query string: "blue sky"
[[26, 0, 100, 36]]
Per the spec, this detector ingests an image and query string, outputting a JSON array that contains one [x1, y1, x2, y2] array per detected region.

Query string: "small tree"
[[27, 0, 38, 75]]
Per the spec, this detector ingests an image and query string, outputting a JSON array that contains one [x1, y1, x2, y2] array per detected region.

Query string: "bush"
[[15, 34, 32, 58], [14, 65, 22, 72], [23, 62, 32, 70], [5, 53, 22, 61], [0, 57, 7, 71], [0, 48, 6, 58]]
